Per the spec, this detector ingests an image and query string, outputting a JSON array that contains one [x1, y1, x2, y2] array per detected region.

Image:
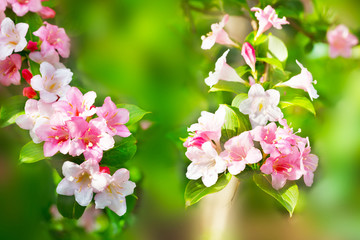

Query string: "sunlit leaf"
[[231, 93, 248, 109], [257, 57, 284, 70], [267, 35, 288, 62], [0, 95, 26, 128], [221, 104, 251, 142], [117, 104, 149, 126], [209, 81, 249, 94], [19, 141, 46, 164], [280, 95, 316, 115]]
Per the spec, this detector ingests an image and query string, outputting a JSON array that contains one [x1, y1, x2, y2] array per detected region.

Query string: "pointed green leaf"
[[117, 104, 149, 126], [267, 35, 288, 62], [280, 95, 316, 115], [257, 57, 284, 70], [221, 104, 251, 142], [19, 141, 46, 163], [235, 65, 251, 77], [57, 195, 86, 219], [185, 173, 232, 207], [231, 93, 248, 108], [0, 95, 26, 128], [209, 80, 249, 94], [253, 174, 299, 216]]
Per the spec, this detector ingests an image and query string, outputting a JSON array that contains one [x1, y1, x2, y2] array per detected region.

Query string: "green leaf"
[[185, 173, 232, 207], [235, 65, 251, 77], [231, 93, 248, 108], [28, 59, 41, 76], [257, 57, 284, 71], [57, 195, 86, 219], [19, 141, 47, 164], [209, 81, 249, 94], [245, 31, 268, 46], [279, 95, 316, 115], [267, 35, 288, 62], [116, 104, 149, 126], [101, 135, 137, 169], [253, 174, 299, 217], [0, 95, 26, 128], [20, 12, 43, 43], [221, 104, 251, 142]]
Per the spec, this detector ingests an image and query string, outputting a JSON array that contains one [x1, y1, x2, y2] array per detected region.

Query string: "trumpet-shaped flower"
[[220, 131, 262, 175], [94, 168, 136, 216], [0, 54, 22, 86], [205, 49, 244, 87], [201, 14, 237, 50], [0, 18, 28, 60], [96, 97, 131, 137], [299, 139, 318, 187], [276, 60, 319, 101], [251, 5, 289, 40], [239, 84, 283, 127], [185, 142, 227, 187], [241, 42, 256, 73], [7, 0, 42, 17], [327, 24, 358, 58], [31, 61, 73, 103]]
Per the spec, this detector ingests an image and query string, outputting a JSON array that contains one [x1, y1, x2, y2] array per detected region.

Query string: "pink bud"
[[27, 41, 38, 52], [99, 166, 110, 174], [38, 6, 56, 19], [241, 42, 256, 72], [22, 69, 33, 84], [23, 87, 37, 99]]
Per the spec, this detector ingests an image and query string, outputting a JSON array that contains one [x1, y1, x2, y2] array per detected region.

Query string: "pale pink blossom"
[[251, 5, 289, 40], [96, 97, 131, 137], [56, 160, 110, 206], [29, 50, 65, 69], [52, 87, 97, 119], [0, 18, 28, 60], [0, 0, 6, 12], [276, 60, 318, 101], [31, 61, 73, 103], [241, 42, 256, 73], [239, 84, 283, 127], [185, 142, 227, 187], [0, 11, 5, 24], [327, 24, 358, 58], [205, 49, 245, 87], [33, 22, 70, 58], [67, 117, 114, 162], [7, 0, 42, 17], [299, 138, 318, 187], [220, 131, 262, 175], [201, 14, 237, 50], [38, 6, 55, 19], [94, 168, 136, 216], [0, 54, 22, 86]]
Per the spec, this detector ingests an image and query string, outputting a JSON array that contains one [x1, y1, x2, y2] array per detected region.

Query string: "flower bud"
[[22, 69, 33, 84], [23, 87, 37, 99], [99, 166, 110, 174], [241, 42, 256, 73], [38, 7, 56, 19], [27, 41, 38, 52]]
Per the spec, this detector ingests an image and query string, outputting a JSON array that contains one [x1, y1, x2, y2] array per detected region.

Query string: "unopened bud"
[[23, 87, 37, 99]]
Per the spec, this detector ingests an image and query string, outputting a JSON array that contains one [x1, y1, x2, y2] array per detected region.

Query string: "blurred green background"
[[1, 0, 360, 239]]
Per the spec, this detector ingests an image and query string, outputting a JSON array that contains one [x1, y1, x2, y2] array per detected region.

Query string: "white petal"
[[56, 179, 76, 195], [74, 187, 93, 207], [62, 161, 82, 178]]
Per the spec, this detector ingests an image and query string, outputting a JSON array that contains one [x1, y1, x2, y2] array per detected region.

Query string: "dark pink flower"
[[23, 86, 37, 98], [38, 6, 55, 19], [241, 42, 256, 73], [0, 54, 22, 86]]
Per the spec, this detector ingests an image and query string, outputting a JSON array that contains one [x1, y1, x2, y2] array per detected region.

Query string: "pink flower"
[[260, 147, 303, 189], [7, 0, 42, 17], [0, 0, 6, 12], [52, 87, 97, 119], [201, 14, 237, 50], [33, 22, 70, 58], [94, 168, 136, 216], [276, 60, 319, 101], [241, 42, 256, 73], [56, 160, 110, 206], [205, 49, 245, 87], [23, 86, 37, 98], [299, 139, 318, 187], [0, 54, 22, 86], [0, 18, 28, 60], [96, 97, 131, 137], [67, 117, 115, 162], [327, 24, 358, 58], [186, 142, 227, 187], [27, 40, 38, 52], [220, 131, 262, 175], [31, 61, 73, 103], [38, 6, 55, 19], [29, 50, 65, 69], [251, 5, 289, 40]]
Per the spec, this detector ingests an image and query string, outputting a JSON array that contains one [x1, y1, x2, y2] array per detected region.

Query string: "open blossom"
[[220, 131, 262, 175], [7, 0, 42, 17], [276, 60, 319, 101], [241, 42, 256, 73], [251, 5, 289, 40], [31, 61, 73, 103], [299, 138, 318, 187], [205, 49, 245, 87], [29, 50, 65, 69], [186, 142, 227, 187], [67, 117, 115, 162], [239, 84, 283, 127], [53, 87, 97, 119], [33, 21, 70, 58], [201, 14, 237, 50], [327, 24, 358, 58], [15, 99, 53, 143], [94, 168, 136, 216], [96, 97, 131, 137], [0, 54, 22, 86], [56, 160, 110, 206], [184, 105, 226, 149], [0, 18, 28, 60]]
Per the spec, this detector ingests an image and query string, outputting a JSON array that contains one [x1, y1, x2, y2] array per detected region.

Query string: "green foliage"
[[257, 57, 284, 71], [209, 80, 249, 94], [116, 104, 149, 126], [231, 93, 248, 108], [19, 141, 46, 164], [267, 35, 288, 62], [0, 95, 26, 128], [221, 104, 251, 142], [185, 173, 232, 207], [20, 12, 43, 43], [280, 95, 316, 115], [253, 174, 299, 216], [57, 195, 86, 219], [245, 32, 269, 46]]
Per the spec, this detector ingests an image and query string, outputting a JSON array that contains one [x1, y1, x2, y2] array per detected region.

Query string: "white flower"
[[31, 62, 73, 103], [185, 142, 227, 187], [94, 168, 136, 216], [0, 18, 29, 60], [239, 84, 283, 127], [205, 50, 245, 87]]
